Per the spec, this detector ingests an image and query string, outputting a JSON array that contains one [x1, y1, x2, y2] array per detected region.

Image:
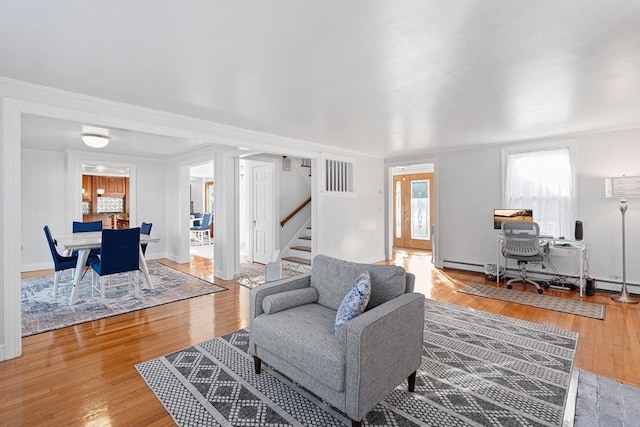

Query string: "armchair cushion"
[[334, 271, 371, 335], [251, 303, 346, 391], [262, 287, 319, 314], [311, 255, 408, 311]]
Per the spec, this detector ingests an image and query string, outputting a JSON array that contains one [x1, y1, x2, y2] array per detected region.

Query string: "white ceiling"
[[20, 114, 207, 160], [2, 1, 639, 159]]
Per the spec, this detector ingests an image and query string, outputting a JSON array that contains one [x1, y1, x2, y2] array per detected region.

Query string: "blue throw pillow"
[[333, 272, 371, 335]]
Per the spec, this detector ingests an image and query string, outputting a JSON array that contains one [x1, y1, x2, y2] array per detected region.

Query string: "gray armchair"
[[249, 254, 425, 427]]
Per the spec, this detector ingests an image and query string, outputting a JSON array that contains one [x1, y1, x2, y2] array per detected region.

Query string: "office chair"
[[501, 221, 545, 294]]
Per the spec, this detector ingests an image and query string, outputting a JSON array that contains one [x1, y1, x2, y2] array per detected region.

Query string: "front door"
[[252, 163, 275, 264], [393, 173, 435, 250]]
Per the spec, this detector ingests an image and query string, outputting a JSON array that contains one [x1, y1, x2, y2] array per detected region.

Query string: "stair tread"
[[299, 236, 311, 240], [291, 245, 312, 252], [282, 256, 312, 266]]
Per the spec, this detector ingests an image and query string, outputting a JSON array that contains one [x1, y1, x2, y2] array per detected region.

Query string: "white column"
[[214, 154, 239, 280], [1, 98, 23, 361]]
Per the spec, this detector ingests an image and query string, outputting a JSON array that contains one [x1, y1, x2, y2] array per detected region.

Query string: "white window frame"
[[501, 140, 577, 238]]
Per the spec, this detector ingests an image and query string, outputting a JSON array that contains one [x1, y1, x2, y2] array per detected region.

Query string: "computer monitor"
[[493, 209, 533, 229]]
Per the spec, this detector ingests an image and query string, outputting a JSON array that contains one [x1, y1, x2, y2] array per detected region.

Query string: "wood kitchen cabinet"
[[82, 175, 92, 201], [105, 177, 126, 196], [91, 176, 128, 197]]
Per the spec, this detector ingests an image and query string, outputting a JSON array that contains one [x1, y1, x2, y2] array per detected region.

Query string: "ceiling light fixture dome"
[[81, 133, 110, 148]]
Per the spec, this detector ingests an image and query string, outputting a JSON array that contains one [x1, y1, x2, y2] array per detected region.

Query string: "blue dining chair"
[[91, 228, 140, 303], [190, 213, 213, 245], [72, 220, 103, 258], [44, 226, 99, 296], [191, 212, 202, 227], [140, 222, 153, 256]]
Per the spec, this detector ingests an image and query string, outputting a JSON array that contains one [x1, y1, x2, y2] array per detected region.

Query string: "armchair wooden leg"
[[408, 371, 417, 392], [351, 420, 362, 427], [253, 356, 262, 374]]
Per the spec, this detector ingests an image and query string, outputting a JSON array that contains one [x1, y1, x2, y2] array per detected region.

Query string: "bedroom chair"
[[501, 221, 545, 293], [90, 228, 140, 302]]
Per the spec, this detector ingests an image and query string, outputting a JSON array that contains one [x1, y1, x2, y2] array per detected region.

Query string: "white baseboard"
[[21, 262, 52, 272], [442, 260, 640, 295], [0, 345, 5, 362]]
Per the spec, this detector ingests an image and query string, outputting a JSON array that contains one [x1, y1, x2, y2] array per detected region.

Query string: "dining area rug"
[[137, 298, 578, 426], [21, 261, 227, 337], [459, 283, 606, 319]]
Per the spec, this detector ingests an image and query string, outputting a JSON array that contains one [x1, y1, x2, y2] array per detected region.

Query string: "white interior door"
[[253, 163, 275, 264]]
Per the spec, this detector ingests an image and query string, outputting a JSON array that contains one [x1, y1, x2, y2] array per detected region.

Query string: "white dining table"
[[56, 231, 161, 305]]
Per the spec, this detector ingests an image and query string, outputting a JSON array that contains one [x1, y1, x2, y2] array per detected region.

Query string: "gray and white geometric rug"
[[459, 283, 606, 320], [137, 298, 579, 426], [21, 261, 227, 337]]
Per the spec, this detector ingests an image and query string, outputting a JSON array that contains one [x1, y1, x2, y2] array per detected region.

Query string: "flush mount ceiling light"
[[81, 133, 110, 148]]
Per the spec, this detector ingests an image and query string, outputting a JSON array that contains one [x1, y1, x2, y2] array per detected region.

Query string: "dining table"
[[56, 231, 161, 305]]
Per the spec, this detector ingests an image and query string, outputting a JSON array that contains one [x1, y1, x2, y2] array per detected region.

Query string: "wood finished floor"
[[2, 250, 639, 426]]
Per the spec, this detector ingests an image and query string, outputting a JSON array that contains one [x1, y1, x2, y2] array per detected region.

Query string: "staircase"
[[282, 225, 312, 273]]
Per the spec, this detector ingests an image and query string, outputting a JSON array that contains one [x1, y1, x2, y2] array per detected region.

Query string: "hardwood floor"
[[2, 250, 639, 426]]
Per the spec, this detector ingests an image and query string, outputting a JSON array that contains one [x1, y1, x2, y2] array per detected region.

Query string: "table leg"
[[139, 246, 154, 290], [69, 249, 89, 304]]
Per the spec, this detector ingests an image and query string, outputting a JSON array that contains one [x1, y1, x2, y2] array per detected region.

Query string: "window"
[[503, 146, 574, 238]]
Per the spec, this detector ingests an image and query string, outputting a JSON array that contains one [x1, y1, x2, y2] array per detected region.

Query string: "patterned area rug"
[[233, 262, 307, 289], [459, 283, 606, 320], [22, 261, 227, 337], [137, 298, 578, 426]]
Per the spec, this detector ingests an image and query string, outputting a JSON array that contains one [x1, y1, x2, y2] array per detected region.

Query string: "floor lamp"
[[611, 199, 638, 304], [606, 176, 640, 304]]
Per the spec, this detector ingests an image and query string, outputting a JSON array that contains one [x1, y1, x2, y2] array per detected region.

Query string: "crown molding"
[[0, 77, 381, 160]]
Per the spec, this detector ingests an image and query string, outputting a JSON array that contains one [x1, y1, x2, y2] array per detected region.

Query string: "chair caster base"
[[537, 288, 543, 294], [507, 284, 512, 289]]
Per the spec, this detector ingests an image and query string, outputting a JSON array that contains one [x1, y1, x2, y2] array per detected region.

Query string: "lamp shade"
[[82, 133, 110, 148]]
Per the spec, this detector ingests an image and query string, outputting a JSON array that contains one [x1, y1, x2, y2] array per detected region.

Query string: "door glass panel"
[[410, 180, 430, 240], [395, 181, 402, 238]]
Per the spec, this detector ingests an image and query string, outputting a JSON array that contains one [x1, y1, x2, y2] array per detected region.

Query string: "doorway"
[[393, 172, 435, 250], [189, 162, 214, 260]]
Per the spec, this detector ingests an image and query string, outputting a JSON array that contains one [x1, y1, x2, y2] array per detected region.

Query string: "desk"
[[497, 234, 587, 296], [57, 231, 161, 304]]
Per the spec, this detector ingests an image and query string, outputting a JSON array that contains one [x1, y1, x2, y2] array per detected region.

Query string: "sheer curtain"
[[505, 147, 574, 238]]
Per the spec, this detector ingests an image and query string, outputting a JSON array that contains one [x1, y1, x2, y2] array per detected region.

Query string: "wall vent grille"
[[325, 159, 354, 193]]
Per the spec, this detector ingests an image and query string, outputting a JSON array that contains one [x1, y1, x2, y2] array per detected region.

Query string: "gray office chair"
[[501, 221, 545, 294]]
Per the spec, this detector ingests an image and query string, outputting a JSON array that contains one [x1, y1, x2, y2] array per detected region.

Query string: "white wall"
[[190, 179, 205, 214], [434, 128, 640, 291], [21, 149, 67, 270], [317, 155, 386, 263]]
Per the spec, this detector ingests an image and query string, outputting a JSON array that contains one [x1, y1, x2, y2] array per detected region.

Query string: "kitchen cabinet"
[[93, 176, 127, 197], [82, 175, 92, 201], [105, 177, 126, 197]]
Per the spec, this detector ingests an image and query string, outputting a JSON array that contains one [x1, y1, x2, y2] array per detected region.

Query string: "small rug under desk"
[[459, 283, 606, 320]]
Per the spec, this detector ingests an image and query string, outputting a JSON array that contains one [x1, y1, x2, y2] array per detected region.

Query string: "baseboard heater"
[[441, 260, 639, 294]]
